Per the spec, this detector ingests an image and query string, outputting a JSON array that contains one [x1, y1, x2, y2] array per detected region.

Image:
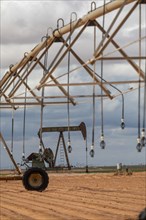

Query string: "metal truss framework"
[[0, 0, 146, 109]]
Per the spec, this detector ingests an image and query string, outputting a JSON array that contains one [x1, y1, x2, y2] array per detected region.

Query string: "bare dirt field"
[[0, 171, 146, 220]]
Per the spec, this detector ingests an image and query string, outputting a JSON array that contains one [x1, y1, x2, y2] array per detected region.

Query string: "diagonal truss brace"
[[38, 21, 113, 99], [93, 0, 144, 79], [1, 0, 137, 91], [38, 60, 76, 105], [94, 20, 145, 79], [59, 36, 113, 99]]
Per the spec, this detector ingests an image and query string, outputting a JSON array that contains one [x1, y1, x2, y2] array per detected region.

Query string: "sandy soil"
[[0, 172, 145, 220]]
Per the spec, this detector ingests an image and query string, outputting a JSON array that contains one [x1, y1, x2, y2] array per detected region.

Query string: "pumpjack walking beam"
[[38, 122, 87, 141]]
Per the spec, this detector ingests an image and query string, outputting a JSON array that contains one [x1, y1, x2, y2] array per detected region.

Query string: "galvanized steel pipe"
[[0, 0, 137, 88]]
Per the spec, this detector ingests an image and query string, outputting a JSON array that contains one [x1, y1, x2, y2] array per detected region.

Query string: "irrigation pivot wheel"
[[22, 167, 49, 191]]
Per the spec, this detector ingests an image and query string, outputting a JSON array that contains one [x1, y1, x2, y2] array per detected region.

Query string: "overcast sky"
[[0, 0, 146, 169]]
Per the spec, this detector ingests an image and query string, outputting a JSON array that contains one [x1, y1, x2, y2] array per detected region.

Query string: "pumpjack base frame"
[[38, 122, 87, 170]]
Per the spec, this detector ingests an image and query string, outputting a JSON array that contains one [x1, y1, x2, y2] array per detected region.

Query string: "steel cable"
[[100, 0, 106, 150], [67, 16, 72, 153], [22, 77, 27, 160], [136, 4, 142, 152], [90, 24, 96, 158], [141, 5, 146, 147], [39, 37, 49, 152]]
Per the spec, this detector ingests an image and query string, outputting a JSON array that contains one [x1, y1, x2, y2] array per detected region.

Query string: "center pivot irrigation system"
[[0, 0, 146, 191]]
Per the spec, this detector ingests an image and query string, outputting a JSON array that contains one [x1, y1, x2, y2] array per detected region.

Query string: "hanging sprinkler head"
[[100, 135, 106, 149], [22, 153, 25, 161], [141, 129, 146, 147], [68, 141, 72, 153], [90, 145, 94, 157], [136, 138, 142, 152], [121, 118, 125, 130], [39, 144, 43, 154]]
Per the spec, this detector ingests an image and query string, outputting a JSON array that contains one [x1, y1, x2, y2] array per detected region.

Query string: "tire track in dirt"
[[1, 185, 140, 220], [1, 198, 67, 220], [1, 186, 131, 220], [0, 172, 145, 220], [1, 206, 35, 220], [1, 191, 115, 220], [38, 190, 142, 217], [3, 195, 76, 220], [59, 187, 145, 207]]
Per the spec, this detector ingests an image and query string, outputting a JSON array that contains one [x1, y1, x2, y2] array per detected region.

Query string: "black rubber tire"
[[22, 167, 49, 191]]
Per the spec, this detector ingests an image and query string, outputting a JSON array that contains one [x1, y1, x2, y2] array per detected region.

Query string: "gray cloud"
[[1, 1, 90, 45], [1, 0, 146, 168]]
